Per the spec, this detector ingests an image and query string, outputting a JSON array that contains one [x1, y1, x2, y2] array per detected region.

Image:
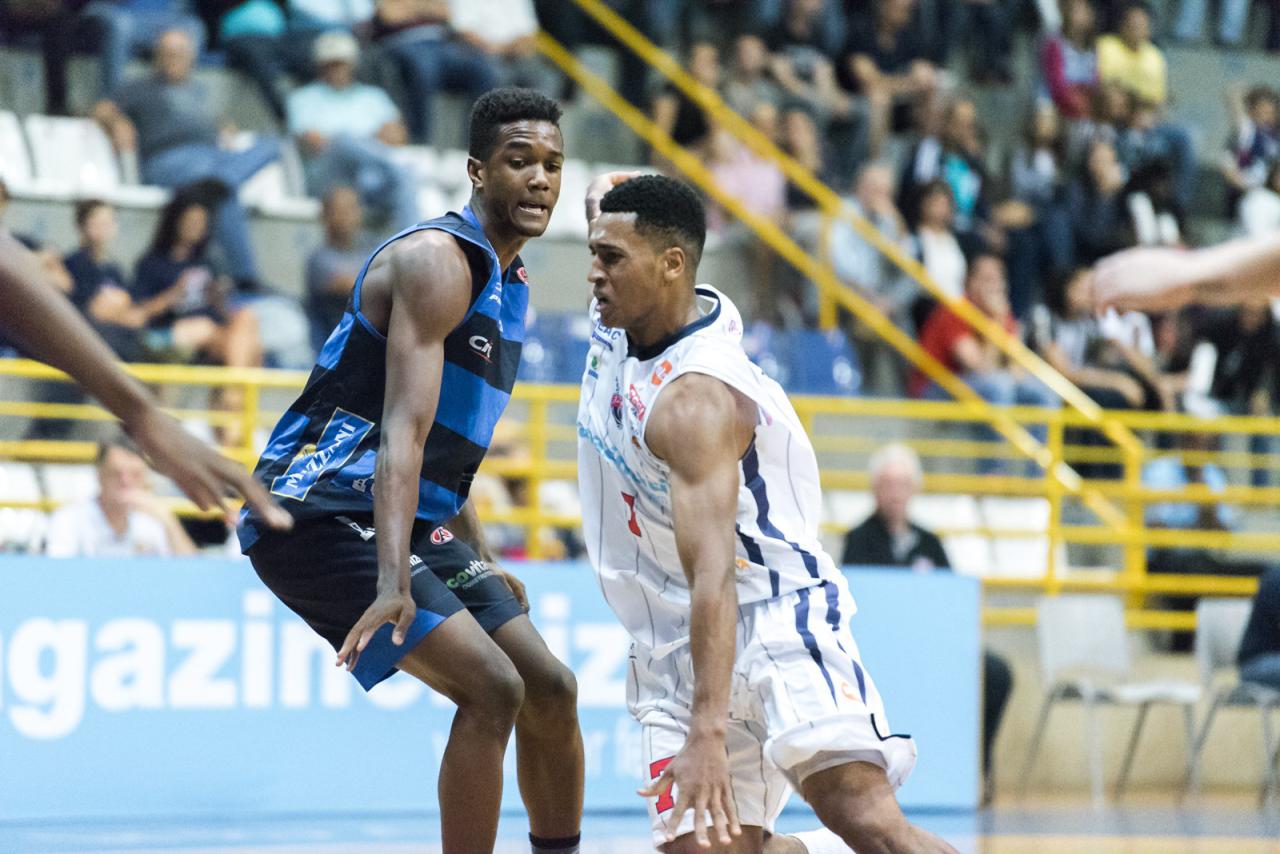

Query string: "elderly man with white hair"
[[842, 443, 1013, 803]]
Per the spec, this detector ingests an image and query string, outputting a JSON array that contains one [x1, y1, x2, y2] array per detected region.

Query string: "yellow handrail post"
[[1122, 438, 1146, 610], [527, 395, 550, 560], [240, 378, 259, 466], [1046, 411, 1065, 595]]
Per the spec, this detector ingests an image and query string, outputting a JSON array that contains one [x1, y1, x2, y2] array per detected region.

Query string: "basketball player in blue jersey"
[[238, 89, 583, 854]]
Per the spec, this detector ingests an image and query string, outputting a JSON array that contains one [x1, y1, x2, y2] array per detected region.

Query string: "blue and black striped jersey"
[[238, 206, 528, 551]]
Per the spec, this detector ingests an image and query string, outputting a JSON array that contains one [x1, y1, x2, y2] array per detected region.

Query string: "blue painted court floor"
[[3, 798, 1278, 853]]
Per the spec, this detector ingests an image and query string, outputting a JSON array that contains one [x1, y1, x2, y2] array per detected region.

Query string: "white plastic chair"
[[1185, 598, 1280, 803], [941, 533, 994, 577], [0, 462, 47, 552], [39, 464, 98, 503], [910, 493, 981, 535], [823, 490, 874, 533], [1019, 595, 1200, 805], [545, 158, 590, 239], [23, 114, 121, 197], [0, 110, 37, 195]]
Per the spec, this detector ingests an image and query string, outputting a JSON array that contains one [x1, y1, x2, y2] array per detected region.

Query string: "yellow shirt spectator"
[[1097, 34, 1166, 104]]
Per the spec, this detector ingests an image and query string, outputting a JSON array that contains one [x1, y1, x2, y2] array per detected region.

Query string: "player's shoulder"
[[648, 372, 755, 457]]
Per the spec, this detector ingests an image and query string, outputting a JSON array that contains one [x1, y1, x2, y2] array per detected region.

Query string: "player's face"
[[588, 213, 666, 330], [472, 121, 564, 239]]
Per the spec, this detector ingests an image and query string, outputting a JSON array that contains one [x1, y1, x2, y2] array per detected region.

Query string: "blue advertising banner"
[[0, 559, 978, 821]]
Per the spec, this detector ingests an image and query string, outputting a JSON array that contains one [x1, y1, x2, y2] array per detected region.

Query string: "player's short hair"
[[96, 435, 143, 466], [75, 198, 110, 229], [1246, 85, 1279, 111], [598, 175, 707, 268], [468, 87, 563, 160], [869, 443, 922, 486]]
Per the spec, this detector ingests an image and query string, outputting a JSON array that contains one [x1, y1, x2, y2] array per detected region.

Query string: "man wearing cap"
[[287, 30, 421, 231]]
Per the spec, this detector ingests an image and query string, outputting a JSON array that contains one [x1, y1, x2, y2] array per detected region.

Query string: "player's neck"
[[470, 203, 525, 271], [627, 293, 700, 352]]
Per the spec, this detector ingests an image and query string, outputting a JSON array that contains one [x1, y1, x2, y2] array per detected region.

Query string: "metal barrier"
[[1, 359, 1268, 630]]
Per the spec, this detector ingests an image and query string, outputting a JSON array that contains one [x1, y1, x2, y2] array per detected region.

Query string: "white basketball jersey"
[[577, 286, 850, 656]]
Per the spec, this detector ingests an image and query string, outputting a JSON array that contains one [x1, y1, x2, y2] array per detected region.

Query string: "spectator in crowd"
[[288, 0, 374, 29], [828, 162, 914, 391], [952, 0, 1015, 86], [1221, 85, 1280, 215], [131, 191, 264, 433], [1065, 139, 1130, 264], [1240, 160, 1280, 237], [766, 0, 852, 124], [841, 0, 941, 159], [62, 199, 146, 360], [722, 33, 783, 117], [1113, 91, 1197, 213], [449, 0, 554, 93], [1172, 0, 1250, 47], [1123, 158, 1183, 247], [218, 0, 334, 122], [371, 0, 499, 144], [92, 27, 280, 290], [287, 30, 419, 230], [1007, 105, 1073, 318], [1097, 3, 1166, 107], [45, 436, 197, 558], [531, 0, 660, 106], [306, 185, 372, 350], [651, 40, 719, 166], [1238, 567, 1280, 692], [910, 254, 1059, 462], [909, 179, 967, 327], [683, 0, 771, 49], [899, 96, 991, 243], [1198, 303, 1280, 485], [1040, 0, 1100, 121], [841, 443, 1013, 802]]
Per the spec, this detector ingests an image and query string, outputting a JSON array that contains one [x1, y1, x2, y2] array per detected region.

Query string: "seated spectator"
[[765, 0, 852, 124], [651, 40, 719, 166], [828, 162, 915, 392], [1065, 139, 1130, 264], [218, 0, 333, 122], [908, 180, 967, 326], [1114, 93, 1196, 213], [910, 254, 1058, 467], [841, 443, 1013, 802], [0, 179, 73, 297], [1097, 3, 1166, 107], [841, 0, 941, 159], [62, 199, 146, 361], [287, 30, 419, 230], [1240, 161, 1280, 237], [1006, 105, 1073, 318], [1221, 85, 1280, 215], [372, 0, 499, 144], [45, 436, 196, 557], [307, 186, 373, 350], [131, 192, 264, 433], [899, 97, 991, 242], [289, 0, 374, 29], [1123, 158, 1182, 247], [1238, 567, 1280, 693], [449, 0, 555, 93], [92, 28, 280, 290], [683, 0, 771, 49], [1198, 303, 1280, 486], [1040, 0, 1099, 121], [952, 0, 1015, 86], [722, 33, 783, 117]]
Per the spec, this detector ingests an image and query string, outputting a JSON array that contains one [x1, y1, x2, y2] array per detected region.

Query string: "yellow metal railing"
[[2, 360, 1272, 631]]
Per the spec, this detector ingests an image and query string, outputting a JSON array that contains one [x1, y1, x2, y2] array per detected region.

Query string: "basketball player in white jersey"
[[576, 173, 958, 854]]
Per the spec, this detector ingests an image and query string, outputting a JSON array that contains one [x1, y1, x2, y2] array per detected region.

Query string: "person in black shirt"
[[63, 199, 146, 361], [842, 443, 1013, 802], [1240, 567, 1280, 691]]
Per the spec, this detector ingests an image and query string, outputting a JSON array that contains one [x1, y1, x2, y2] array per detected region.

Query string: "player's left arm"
[[447, 501, 528, 610], [639, 372, 755, 847]]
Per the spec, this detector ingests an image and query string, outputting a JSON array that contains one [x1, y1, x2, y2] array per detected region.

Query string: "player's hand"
[[638, 731, 741, 848], [335, 591, 418, 671], [1092, 246, 1204, 313], [494, 566, 528, 610], [585, 170, 644, 224], [126, 407, 293, 531]]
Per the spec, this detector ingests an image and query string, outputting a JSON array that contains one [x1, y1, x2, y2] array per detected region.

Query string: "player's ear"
[[467, 155, 484, 194], [661, 246, 685, 283]]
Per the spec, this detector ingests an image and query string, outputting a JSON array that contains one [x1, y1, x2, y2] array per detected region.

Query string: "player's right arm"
[[1093, 232, 1280, 312], [0, 230, 292, 529], [336, 233, 473, 670], [639, 373, 755, 848]]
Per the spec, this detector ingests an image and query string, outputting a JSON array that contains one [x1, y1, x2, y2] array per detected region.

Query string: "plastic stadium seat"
[[537, 312, 594, 384], [742, 324, 788, 387], [22, 114, 119, 198], [824, 490, 874, 532], [386, 144, 438, 186], [39, 464, 97, 503], [0, 110, 39, 195], [942, 534, 994, 577], [777, 329, 860, 396], [0, 462, 46, 552], [517, 313, 558, 383], [545, 158, 590, 239], [434, 149, 471, 194], [233, 133, 319, 220], [981, 496, 1056, 578], [910, 493, 981, 535]]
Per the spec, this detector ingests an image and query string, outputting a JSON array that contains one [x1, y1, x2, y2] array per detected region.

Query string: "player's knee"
[[460, 657, 525, 732], [521, 660, 578, 727]]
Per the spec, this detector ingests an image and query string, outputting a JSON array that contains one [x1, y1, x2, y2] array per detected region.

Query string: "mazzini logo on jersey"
[[469, 335, 493, 363], [0, 587, 634, 741], [445, 560, 491, 590], [271, 409, 373, 501]]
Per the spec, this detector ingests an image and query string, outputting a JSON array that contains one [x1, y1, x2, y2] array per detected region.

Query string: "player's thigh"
[[395, 608, 523, 710], [490, 614, 577, 711], [413, 527, 525, 633]]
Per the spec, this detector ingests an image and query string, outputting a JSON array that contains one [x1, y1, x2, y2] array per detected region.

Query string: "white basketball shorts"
[[628, 580, 917, 847]]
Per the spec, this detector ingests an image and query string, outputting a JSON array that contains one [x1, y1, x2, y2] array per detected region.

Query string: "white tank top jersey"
[[577, 285, 850, 657]]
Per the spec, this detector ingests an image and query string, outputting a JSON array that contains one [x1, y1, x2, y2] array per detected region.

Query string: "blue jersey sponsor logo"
[[271, 408, 374, 501]]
